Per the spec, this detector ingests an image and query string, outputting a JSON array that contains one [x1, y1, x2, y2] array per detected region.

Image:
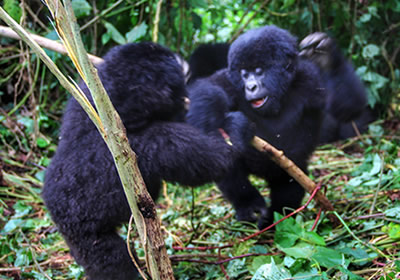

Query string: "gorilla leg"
[[65, 229, 137, 280], [268, 177, 305, 224], [217, 162, 268, 227]]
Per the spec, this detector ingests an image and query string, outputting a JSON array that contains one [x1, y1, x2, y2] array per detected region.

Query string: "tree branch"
[[0, 25, 103, 65]]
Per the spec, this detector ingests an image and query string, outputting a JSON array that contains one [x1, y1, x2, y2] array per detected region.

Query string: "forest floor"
[[1, 117, 400, 280]]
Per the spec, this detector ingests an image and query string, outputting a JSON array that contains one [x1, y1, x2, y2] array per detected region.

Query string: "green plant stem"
[[333, 211, 390, 260]]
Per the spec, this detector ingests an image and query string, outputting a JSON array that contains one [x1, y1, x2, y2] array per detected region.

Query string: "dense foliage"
[[0, 0, 399, 279]]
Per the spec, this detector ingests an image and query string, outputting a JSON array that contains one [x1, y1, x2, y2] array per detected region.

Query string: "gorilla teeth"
[[251, 96, 268, 108]]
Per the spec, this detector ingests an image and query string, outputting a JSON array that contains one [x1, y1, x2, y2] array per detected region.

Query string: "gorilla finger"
[[299, 32, 328, 50]]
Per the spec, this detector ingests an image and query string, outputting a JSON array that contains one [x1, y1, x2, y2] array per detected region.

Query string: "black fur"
[[188, 43, 230, 83], [188, 34, 370, 144], [42, 42, 253, 280], [187, 25, 367, 228]]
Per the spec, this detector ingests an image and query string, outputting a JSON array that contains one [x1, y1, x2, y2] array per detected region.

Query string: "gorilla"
[[188, 43, 230, 83], [42, 42, 253, 280], [186, 25, 367, 228], [188, 34, 371, 144]]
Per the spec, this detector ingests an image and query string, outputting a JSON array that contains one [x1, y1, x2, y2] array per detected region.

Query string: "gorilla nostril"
[[247, 83, 258, 92]]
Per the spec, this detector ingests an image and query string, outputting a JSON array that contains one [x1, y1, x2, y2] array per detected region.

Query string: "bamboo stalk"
[[0, 3, 174, 279]]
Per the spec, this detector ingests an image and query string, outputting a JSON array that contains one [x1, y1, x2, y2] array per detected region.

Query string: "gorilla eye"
[[255, 67, 263, 75], [240, 69, 249, 79]]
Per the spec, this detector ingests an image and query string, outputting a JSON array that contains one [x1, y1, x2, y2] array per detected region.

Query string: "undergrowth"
[[1, 119, 400, 279], [1, 1, 399, 279]]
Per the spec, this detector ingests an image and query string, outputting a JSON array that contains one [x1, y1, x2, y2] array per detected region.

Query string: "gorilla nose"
[[246, 82, 258, 93]]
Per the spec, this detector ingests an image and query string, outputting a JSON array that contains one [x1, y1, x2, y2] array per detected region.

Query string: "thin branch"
[[251, 136, 338, 225], [0, 25, 103, 65], [152, 0, 163, 43], [229, 0, 270, 43]]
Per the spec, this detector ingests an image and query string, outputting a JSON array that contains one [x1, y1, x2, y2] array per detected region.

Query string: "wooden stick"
[[251, 136, 339, 224], [0, 25, 103, 66]]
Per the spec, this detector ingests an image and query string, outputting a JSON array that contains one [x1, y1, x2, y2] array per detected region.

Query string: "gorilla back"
[[42, 42, 253, 280]]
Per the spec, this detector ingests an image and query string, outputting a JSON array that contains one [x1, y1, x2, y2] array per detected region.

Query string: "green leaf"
[[369, 154, 382, 176], [359, 13, 371, 23], [302, 231, 326, 246], [250, 256, 274, 274], [35, 170, 46, 183], [274, 215, 302, 248], [13, 201, 33, 218], [17, 116, 34, 134], [188, 0, 208, 9], [312, 247, 344, 268], [14, 249, 32, 267], [126, 22, 148, 43], [227, 259, 247, 278], [72, 0, 92, 18], [278, 242, 316, 259], [101, 33, 111, 45], [2, 219, 24, 233], [4, 0, 22, 21], [362, 44, 380, 59], [337, 266, 365, 280], [384, 206, 400, 219], [382, 222, 400, 239], [252, 259, 291, 280], [36, 138, 49, 148], [338, 247, 369, 265], [283, 0, 295, 9], [103, 22, 126, 45]]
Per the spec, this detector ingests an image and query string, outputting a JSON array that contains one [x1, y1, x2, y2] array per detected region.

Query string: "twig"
[[20, 230, 52, 280], [333, 211, 390, 260], [127, 215, 148, 280], [369, 154, 384, 214], [229, 0, 270, 43], [251, 136, 338, 225], [174, 185, 323, 251], [79, 0, 124, 31], [0, 25, 103, 65], [152, 0, 163, 43], [242, 183, 322, 241]]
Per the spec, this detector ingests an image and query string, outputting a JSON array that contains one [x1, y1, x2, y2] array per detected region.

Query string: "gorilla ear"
[[285, 53, 298, 71]]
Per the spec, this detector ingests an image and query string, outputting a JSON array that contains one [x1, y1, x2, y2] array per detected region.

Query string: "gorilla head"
[[98, 42, 187, 128], [228, 26, 298, 116]]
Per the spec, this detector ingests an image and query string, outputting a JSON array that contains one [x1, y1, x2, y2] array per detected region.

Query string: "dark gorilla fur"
[[188, 43, 230, 83], [188, 35, 371, 144], [42, 42, 253, 280], [187, 25, 367, 228]]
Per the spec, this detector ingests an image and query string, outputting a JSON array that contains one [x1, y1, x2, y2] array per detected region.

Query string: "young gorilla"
[[187, 25, 367, 229], [42, 42, 253, 280], [188, 34, 371, 144], [298, 32, 372, 143]]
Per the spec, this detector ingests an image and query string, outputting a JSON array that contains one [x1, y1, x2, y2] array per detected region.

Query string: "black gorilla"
[[42, 42, 253, 280], [298, 32, 372, 143], [188, 43, 230, 83], [188, 34, 371, 144], [187, 25, 367, 228]]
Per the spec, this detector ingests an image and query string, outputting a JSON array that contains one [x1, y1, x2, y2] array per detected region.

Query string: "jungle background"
[[0, 0, 399, 279]]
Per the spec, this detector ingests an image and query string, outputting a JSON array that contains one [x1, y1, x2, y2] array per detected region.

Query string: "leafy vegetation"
[[1, 0, 399, 279]]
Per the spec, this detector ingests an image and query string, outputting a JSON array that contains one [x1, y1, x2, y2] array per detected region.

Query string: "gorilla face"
[[238, 57, 296, 116], [228, 25, 298, 117]]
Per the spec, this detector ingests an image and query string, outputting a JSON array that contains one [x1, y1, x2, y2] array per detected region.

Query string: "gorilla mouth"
[[251, 96, 268, 108]]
